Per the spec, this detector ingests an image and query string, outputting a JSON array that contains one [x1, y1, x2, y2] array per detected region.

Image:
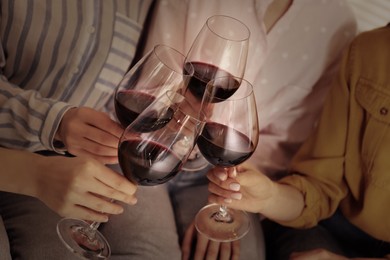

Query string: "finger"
[[182, 223, 196, 260], [207, 170, 241, 193], [68, 138, 119, 157], [74, 192, 125, 215], [207, 168, 228, 184], [219, 242, 232, 260], [74, 122, 120, 150], [59, 204, 110, 223], [69, 148, 118, 164], [193, 233, 209, 260], [93, 167, 138, 198], [207, 193, 243, 209], [84, 111, 124, 139], [231, 240, 240, 260], [72, 161, 137, 202], [233, 165, 266, 187], [208, 182, 242, 202], [227, 167, 237, 178], [62, 115, 121, 150], [94, 185, 137, 205], [205, 240, 220, 260], [84, 126, 121, 149]]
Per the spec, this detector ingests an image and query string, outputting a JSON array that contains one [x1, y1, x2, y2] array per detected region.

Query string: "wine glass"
[[57, 45, 194, 259], [115, 44, 194, 128], [182, 14, 250, 171], [118, 89, 205, 186], [194, 76, 259, 242]]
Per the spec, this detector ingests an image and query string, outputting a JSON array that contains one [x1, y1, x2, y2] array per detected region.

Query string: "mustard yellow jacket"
[[278, 24, 390, 242]]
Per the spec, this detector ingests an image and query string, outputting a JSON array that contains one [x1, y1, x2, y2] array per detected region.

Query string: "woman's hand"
[[206, 163, 305, 222], [182, 221, 240, 260], [56, 107, 124, 164], [206, 163, 275, 214], [35, 155, 138, 222]]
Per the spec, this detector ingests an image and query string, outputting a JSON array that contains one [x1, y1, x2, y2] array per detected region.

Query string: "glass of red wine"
[[118, 89, 205, 186], [57, 90, 204, 259], [182, 15, 250, 171], [194, 76, 259, 242], [115, 44, 194, 128]]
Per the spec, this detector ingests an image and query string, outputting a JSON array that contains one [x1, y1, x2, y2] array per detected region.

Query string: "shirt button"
[[72, 67, 79, 74], [380, 107, 388, 115], [87, 26, 96, 34]]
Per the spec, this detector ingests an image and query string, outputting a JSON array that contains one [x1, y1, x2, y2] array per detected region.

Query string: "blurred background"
[[346, 0, 390, 32]]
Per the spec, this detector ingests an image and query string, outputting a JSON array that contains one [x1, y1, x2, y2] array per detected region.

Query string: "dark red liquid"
[[118, 139, 182, 186], [115, 90, 174, 132], [131, 106, 174, 133], [184, 62, 240, 102], [114, 90, 156, 127], [197, 122, 254, 167]]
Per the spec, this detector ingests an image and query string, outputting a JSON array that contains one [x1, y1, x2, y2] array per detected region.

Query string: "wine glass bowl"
[[184, 15, 250, 101], [115, 44, 193, 128], [118, 90, 205, 186], [194, 76, 259, 242]]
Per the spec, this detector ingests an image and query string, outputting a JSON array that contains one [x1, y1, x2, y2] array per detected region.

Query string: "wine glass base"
[[57, 218, 111, 259], [195, 203, 250, 242]]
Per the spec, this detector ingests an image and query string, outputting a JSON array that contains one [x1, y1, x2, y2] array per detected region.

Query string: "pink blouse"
[[144, 0, 357, 177]]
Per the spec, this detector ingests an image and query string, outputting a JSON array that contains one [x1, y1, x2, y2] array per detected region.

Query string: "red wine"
[[114, 90, 156, 127], [115, 90, 174, 132], [184, 62, 240, 102], [197, 122, 254, 167], [118, 139, 182, 186], [131, 106, 174, 133]]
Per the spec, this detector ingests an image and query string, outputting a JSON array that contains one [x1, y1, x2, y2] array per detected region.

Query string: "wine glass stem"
[[213, 204, 233, 223], [214, 167, 237, 223], [84, 222, 101, 240], [219, 205, 228, 217]]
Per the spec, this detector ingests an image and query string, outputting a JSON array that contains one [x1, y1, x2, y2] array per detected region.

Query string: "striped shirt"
[[0, 0, 153, 152]]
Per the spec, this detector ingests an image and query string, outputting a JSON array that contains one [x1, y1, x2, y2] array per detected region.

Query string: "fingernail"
[[231, 193, 242, 200], [216, 172, 227, 181], [229, 183, 240, 191], [224, 198, 232, 203], [231, 168, 237, 178]]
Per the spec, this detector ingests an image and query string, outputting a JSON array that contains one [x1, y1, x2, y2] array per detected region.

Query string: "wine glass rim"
[[206, 15, 250, 42], [153, 44, 194, 76], [206, 76, 254, 101]]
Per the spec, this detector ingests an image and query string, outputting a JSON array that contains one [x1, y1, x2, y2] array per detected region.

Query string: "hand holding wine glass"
[[182, 15, 250, 171], [57, 44, 193, 259], [57, 90, 203, 259], [194, 76, 259, 242]]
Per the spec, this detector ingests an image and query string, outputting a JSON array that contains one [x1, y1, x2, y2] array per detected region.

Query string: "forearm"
[[0, 148, 45, 197], [260, 182, 305, 222]]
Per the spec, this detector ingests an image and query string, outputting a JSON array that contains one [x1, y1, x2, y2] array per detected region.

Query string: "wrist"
[[259, 182, 304, 222]]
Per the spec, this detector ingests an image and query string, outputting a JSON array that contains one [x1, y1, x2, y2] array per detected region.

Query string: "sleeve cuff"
[[40, 102, 75, 154]]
